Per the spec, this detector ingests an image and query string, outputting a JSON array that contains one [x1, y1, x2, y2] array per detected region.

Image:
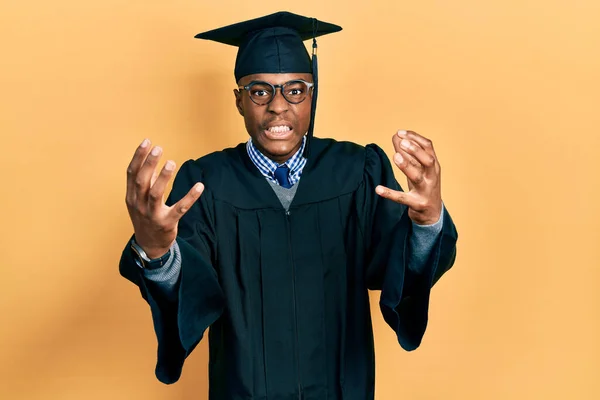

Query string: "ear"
[[233, 89, 244, 116]]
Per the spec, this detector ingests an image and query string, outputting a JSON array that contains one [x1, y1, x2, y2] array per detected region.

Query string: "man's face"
[[234, 73, 312, 164]]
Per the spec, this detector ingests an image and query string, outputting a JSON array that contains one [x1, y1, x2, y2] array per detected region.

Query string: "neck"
[[250, 137, 306, 164]]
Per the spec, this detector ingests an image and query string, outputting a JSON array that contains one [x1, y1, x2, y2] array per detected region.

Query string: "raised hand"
[[375, 130, 443, 225], [125, 139, 204, 258]]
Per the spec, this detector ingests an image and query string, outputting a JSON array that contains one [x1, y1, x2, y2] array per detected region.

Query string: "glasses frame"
[[237, 79, 315, 106]]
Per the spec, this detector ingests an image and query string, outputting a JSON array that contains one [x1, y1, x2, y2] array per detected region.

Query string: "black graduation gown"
[[119, 137, 458, 400]]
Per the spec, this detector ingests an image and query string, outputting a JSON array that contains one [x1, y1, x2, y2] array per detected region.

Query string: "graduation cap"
[[195, 11, 343, 157]]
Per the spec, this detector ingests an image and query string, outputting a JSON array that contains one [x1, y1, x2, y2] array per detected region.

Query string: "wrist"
[[131, 237, 173, 269], [410, 207, 442, 226], [145, 247, 171, 259], [132, 236, 172, 259]]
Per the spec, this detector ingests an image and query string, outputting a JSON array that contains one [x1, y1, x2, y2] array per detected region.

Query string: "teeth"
[[268, 125, 291, 133]]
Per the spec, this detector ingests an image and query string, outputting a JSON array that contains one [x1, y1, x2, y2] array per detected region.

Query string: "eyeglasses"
[[238, 79, 314, 106]]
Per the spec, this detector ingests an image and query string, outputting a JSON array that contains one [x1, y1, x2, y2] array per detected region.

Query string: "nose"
[[266, 87, 289, 114]]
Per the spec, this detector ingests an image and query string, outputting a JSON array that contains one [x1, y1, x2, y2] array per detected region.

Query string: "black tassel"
[[304, 19, 319, 158]]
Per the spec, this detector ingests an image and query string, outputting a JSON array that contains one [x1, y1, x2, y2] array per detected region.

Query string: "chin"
[[256, 135, 303, 161], [262, 141, 296, 156]]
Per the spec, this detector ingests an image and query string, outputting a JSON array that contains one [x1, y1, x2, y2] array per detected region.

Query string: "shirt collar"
[[246, 136, 307, 185]]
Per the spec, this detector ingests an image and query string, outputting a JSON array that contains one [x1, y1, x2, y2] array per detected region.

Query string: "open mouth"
[[263, 124, 293, 139]]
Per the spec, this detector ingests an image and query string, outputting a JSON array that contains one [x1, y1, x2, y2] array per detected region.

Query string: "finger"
[[168, 182, 205, 221], [375, 185, 419, 208], [148, 160, 176, 212], [126, 139, 151, 206], [392, 149, 424, 187], [397, 130, 437, 159], [135, 145, 163, 203], [393, 133, 427, 169], [392, 133, 422, 155], [396, 134, 436, 171], [392, 140, 422, 169], [150, 169, 159, 187]]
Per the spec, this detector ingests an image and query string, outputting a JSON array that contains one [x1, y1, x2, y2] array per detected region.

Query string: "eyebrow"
[[239, 75, 313, 84], [244, 79, 313, 86]]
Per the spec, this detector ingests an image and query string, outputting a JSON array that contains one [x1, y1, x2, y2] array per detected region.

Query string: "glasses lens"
[[247, 82, 274, 105], [282, 81, 309, 104]]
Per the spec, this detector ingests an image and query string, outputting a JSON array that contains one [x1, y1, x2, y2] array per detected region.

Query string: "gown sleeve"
[[359, 144, 458, 351], [119, 159, 225, 384]]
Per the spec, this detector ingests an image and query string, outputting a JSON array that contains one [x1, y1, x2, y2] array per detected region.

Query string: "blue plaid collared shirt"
[[246, 136, 307, 186]]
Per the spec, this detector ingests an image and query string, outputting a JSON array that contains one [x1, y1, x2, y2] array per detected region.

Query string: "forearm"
[[139, 240, 183, 303], [407, 202, 445, 273]]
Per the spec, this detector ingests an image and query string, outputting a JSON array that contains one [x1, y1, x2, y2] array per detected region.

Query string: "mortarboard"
[[194, 11, 342, 157]]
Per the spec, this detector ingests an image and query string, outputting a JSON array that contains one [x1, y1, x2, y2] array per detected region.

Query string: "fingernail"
[[395, 153, 404, 164], [195, 183, 204, 192], [141, 139, 149, 148], [151, 146, 162, 156], [165, 161, 175, 171], [375, 186, 384, 194], [401, 139, 410, 148], [397, 130, 407, 137]]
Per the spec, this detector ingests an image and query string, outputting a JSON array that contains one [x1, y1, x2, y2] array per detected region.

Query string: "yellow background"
[[1, 0, 599, 399]]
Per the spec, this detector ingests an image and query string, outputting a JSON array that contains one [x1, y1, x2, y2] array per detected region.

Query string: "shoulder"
[[311, 137, 364, 156], [192, 143, 245, 171], [309, 137, 364, 168], [311, 137, 396, 194], [176, 143, 247, 183], [310, 137, 389, 173], [288, 138, 390, 205]]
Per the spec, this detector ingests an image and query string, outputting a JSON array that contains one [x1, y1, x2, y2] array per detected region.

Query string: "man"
[[120, 11, 458, 400]]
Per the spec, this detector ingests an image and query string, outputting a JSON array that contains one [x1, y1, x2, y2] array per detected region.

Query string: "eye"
[[251, 90, 269, 97], [285, 82, 306, 96], [249, 83, 273, 98]]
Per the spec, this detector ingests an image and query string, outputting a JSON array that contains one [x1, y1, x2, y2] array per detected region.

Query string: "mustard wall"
[[1, 0, 599, 399]]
